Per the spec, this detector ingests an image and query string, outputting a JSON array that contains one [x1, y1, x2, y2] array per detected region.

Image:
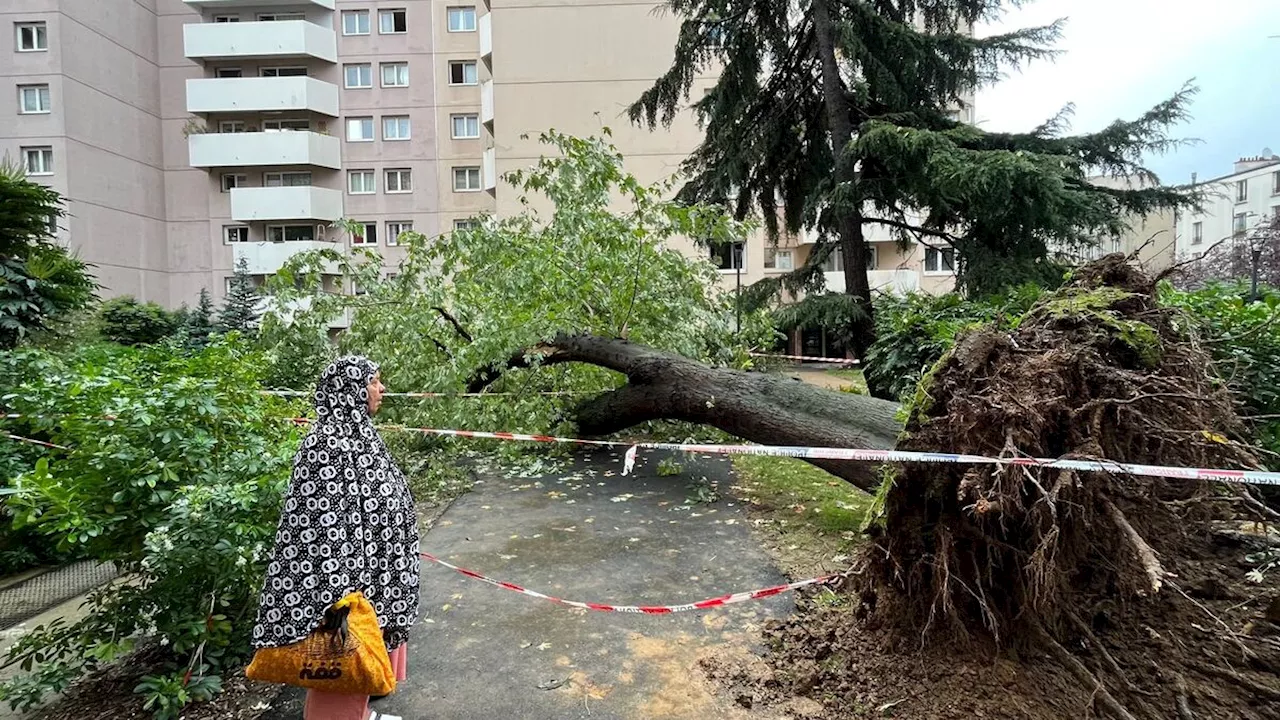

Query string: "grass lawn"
[[824, 368, 868, 394]]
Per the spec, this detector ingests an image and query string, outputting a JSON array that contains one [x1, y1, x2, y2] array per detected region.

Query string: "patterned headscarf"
[[252, 356, 420, 651]]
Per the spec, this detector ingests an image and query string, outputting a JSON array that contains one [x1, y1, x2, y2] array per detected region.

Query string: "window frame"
[[448, 61, 478, 86], [382, 115, 411, 141], [378, 9, 408, 34], [348, 169, 376, 195], [223, 225, 250, 244], [763, 247, 794, 272], [218, 120, 247, 133], [1191, 221, 1203, 245], [450, 113, 480, 139], [385, 168, 413, 194], [262, 118, 310, 132], [260, 66, 308, 78], [1233, 212, 1249, 237], [924, 247, 957, 275], [351, 221, 378, 246], [453, 219, 477, 231], [266, 224, 316, 243], [18, 84, 51, 114], [215, 67, 243, 78], [264, 171, 312, 187], [341, 9, 371, 35], [380, 62, 409, 88], [1237, 179, 1249, 203], [220, 173, 248, 193], [386, 221, 412, 246], [447, 6, 477, 32], [212, 14, 240, 23], [16, 22, 48, 52], [22, 146, 52, 176], [256, 12, 305, 21], [452, 166, 481, 192], [709, 240, 746, 272], [344, 63, 373, 89], [345, 116, 375, 142]]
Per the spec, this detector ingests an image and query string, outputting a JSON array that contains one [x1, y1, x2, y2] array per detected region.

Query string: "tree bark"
[[489, 334, 902, 492]]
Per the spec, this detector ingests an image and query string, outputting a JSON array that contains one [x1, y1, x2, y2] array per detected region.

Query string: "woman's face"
[[367, 372, 386, 415]]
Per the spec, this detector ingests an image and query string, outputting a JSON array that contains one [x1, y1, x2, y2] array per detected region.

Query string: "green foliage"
[[0, 162, 98, 348], [262, 130, 773, 437], [732, 454, 872, 536], [656, 457, 683, 477], [864, 285, 1044, 401], [136, 672, 222, 720], [217, 257, 261, 337], [0, 340, 299, 715], [98, 296, 180, 346], [182, 289, 216, 350]]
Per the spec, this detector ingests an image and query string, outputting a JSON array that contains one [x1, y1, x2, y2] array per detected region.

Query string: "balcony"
[[187, 77, 339, 117], [482, 147, 496, 191], [185, 0, 335, 9], [189, 131, 341, 169], [481, 80, 494, 126], [824, 269, 920, 295], [229, 186, 343, 222], [479, 13, 492, 59], [233, 241, 339, 275], [184, 20, 337, 63]]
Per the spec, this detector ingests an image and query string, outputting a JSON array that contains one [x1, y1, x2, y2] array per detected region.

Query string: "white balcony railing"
[[189, 131, 341, 169], [481, 80, 494, 125], [229, 186, 343, 222], [184, 20, 337, 63], [482, 147, 497, 191], [824, 269, 920, 295], [185, 0, 335, 9], [186, 77, 339, 117], [479, 13, 492, 59], [233, 241, 339, 276]]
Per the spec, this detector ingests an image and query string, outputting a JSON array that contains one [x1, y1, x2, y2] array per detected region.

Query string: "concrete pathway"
[[272, 449, 793, 720]]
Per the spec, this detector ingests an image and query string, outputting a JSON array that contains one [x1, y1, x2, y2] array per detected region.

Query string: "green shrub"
[[98, 297, 180, 346]]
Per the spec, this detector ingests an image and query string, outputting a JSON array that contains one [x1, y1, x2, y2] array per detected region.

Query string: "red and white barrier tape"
[[262, 390, 589, 399], [2, 432, 68, 451], [420, 551, 835, 613], [285, 419, 1280, 487], [748, 352, 860, 366]]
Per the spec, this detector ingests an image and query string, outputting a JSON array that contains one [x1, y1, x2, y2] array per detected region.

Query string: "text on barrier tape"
[[420, 552, 835, 613], [285, 419, 1280, 488]]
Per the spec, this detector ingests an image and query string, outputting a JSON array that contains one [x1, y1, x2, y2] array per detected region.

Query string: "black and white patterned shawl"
[[252, 356, 420, 651]]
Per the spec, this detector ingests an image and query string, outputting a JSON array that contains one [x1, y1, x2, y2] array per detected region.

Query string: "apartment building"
[[3, 0, 958, 320], [1175, 152, 1280, 260]]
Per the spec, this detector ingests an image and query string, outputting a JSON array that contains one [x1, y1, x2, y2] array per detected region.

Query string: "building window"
[[449, 61, 478, 86], [447, 6, 477, 32], [381, 62, 409, 87], [763, 247, 793, 271], [386, 221, 412, 245], [264, 171, 311, 187], [924, 247, 956, 274], [379, 9, 408, 34], [257, 12, 305, 21], [385, 169, 412, 193], [221, 173, 247, 192], [452, 166, 481, 192], [215, 67, 242, 78], [1191, 221, 1203, 245], [1234, 212, 1248, 238], [212, 14, 239, 23], [348, 170, 376, 194], [261, 67, 307, 77], [267, 225, 316, 243], [453, 219, 477, 231], [18, 85, 50, 114], [382, 116, 411, 141], [451, 113, 479, 139], [710, 241, 745, 271], [22, 147, 52, 176], [218, 120, 246, 133], [16, 22, 47, 52], [344, 64, 373, 88], [346, 117, 374, 142], [342, 10, 370, 35], [224, 226, 249, 244], [1237, 179, 1249, 203], [263, 118, 309, 131], [352, 222, 378, 246]]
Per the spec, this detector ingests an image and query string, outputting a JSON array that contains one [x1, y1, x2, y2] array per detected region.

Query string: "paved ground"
[[272, 448, 793, 720]]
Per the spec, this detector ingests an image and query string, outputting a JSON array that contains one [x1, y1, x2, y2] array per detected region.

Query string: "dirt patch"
[[718, 257, 1280, 719]]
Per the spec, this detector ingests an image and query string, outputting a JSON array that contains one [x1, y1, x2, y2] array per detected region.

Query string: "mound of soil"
[[737, 257, 1280, 719]]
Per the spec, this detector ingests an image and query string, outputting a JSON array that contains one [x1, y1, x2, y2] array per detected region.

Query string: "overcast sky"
[[974, 0, 1280, 184]]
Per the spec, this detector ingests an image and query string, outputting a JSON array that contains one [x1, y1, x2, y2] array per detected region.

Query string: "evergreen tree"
[[185, 288, 216, 348], [630, 0, 1196, 374], [217, 257, 261, 336]]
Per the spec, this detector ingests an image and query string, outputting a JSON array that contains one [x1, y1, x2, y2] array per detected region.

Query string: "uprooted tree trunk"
[[470, 335, 901, 492]]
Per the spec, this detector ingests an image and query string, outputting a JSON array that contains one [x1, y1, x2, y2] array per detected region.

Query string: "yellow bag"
[[246, 592, 395, 696]]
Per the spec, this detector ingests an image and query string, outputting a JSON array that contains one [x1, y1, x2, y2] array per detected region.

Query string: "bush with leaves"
[[218, 257, 261, 336], [98, 296, 180, 346], [0, 339, 300, 715]]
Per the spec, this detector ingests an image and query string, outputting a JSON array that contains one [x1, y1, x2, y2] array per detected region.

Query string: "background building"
[[1175, 152, 1280, 261]]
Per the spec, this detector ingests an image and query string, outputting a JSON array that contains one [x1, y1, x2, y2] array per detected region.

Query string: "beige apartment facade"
[[4, 0, 957, 323]]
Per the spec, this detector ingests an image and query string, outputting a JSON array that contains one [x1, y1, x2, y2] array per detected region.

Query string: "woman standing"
[[252, 356, 420, 720]]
